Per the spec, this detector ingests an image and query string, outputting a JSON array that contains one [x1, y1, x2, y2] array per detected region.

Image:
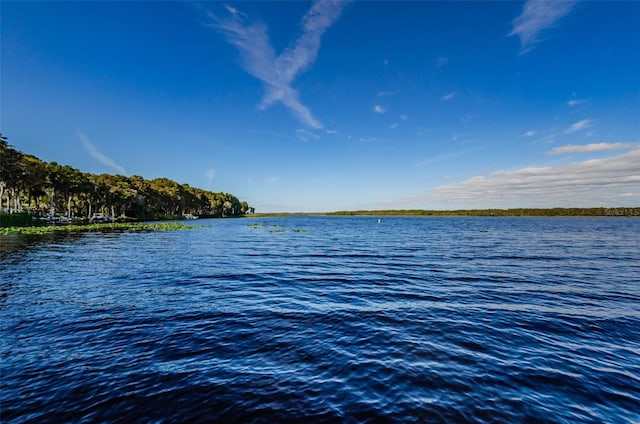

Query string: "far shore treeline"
[[0, 134, 252, 225], [324, 208, 639, 217], [253, 208, 639, 218]]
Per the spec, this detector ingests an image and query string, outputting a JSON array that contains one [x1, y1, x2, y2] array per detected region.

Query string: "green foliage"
[[245, 220, 309, 234], [0, 222, 196, 235], [0, 134, 251, 224], [0, 212, 35, 227]]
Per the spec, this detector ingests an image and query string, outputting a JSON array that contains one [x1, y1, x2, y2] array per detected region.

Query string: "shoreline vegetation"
[[0, 134, 252, 228], [0, 222, 197, 235], [251, 207, 640, 218]]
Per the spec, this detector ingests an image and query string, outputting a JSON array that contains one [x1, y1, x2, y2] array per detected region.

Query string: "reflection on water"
[[0, 232, 85, 263]]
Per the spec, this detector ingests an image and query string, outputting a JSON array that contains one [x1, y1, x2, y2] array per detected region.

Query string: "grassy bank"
[[0, 222, 197, 235]]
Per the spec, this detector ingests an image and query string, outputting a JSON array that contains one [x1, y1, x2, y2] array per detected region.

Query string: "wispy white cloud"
[[547, 142, 638, 155], [224, 4, 247, 19], [389, 123, 398, 129], [210, 0, 348, 128], [568, 99, 585, 107], [441, 92, 455, 101], [400, 114, 408, 121], [415, 148, 476, 167], [373, 105, 386, 114], [77, 131, 127, 175], [377, 89, 399, 97], [296, 128, 320, 141], [407, 148, 640, 207], [205, 168, 216, 186], [565, 119, 592, 133], [509, 0, 577, 53], [529, 132, 557, 145], [266, 175, 280, 185], [325, 129, 337, 135], [360, 137, 380, 143]]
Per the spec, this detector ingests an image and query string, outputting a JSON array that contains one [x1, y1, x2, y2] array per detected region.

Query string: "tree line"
[[327, 208, 632, 217], [0, 134, 252, 220]]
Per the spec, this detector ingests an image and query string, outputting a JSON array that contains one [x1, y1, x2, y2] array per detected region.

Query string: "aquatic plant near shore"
[[246, 222, 268, 229], [246, 221, 309, 234], [0, 222, 196, 235]]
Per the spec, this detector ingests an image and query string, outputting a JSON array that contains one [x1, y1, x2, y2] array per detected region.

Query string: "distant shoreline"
[[250, 207, 640, 218]]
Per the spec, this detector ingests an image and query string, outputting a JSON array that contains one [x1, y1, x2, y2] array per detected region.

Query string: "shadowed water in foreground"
[[1, 217, 639, 423]]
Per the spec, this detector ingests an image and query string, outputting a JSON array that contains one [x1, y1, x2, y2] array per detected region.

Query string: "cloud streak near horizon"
[[210, 0, 348, 129], [509, 0, 577, 53], [78, 131, 127, 175], [407, 148, 640, 207], [548, 142, 637, 155]]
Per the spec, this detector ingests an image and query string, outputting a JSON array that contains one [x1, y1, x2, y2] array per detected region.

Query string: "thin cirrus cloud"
[[547, 142, 638, 155], [77, 131, 127, 175], [296, 128, 320, 142], [377, 89, 399, 97], [564, 119, 592, 133], [436, 57, 448, 68], [509, 0, 577, 53], [205, 168, 216, 187], [373, 105, 386, 114], [210, 0, 349, 129], [408, 148, 640, 207], [441, 92, 455, 101], [265, 175, 280, 185]]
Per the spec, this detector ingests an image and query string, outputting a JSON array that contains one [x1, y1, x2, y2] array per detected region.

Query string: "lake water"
[[1, 217, 639, 423]]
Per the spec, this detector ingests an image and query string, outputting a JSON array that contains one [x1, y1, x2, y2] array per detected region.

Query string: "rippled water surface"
[[1, 217, 639, 423]]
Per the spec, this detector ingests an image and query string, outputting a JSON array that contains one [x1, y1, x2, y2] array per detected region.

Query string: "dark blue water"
[[1, 217, 639, 423]]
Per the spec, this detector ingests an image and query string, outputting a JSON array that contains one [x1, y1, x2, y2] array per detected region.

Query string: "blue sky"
[[2, 1, 639, 212]]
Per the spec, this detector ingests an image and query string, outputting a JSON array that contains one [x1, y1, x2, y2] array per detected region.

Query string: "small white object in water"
[[377, 219, 381, 224]]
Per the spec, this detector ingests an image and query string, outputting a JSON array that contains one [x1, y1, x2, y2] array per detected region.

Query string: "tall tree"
[[1, 136, 251, 220]]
